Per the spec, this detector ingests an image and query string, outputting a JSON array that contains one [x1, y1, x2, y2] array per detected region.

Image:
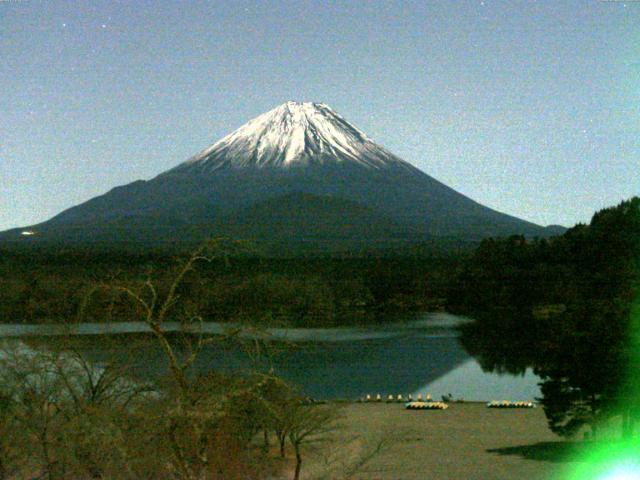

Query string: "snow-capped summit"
[[173, 101, 410, 172]]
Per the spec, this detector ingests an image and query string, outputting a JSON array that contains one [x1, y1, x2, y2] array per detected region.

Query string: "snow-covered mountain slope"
[[170, 101, 414, 173]]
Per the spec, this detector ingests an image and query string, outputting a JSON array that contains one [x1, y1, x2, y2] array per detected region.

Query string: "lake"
[[0, 312, 541, 402]]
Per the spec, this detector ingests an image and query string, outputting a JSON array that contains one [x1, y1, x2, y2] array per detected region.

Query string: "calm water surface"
[[0, 313, 540, 402]]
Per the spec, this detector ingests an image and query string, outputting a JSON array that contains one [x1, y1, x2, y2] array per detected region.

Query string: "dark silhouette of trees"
[[454, 197, 640, 438], [0, 245, 459, 327]]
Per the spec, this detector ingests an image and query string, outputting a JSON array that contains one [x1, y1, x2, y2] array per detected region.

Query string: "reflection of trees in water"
[[458, 311, 538, 376], [453, 198, 640, 439], [459, 303, 633, 438], [48, 332, 470, 400]]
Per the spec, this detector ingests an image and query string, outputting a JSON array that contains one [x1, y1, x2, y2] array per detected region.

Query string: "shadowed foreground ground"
[[298, 403, 583, 480]]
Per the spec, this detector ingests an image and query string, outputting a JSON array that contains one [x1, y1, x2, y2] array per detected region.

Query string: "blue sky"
[[1, 0, 638, 231]]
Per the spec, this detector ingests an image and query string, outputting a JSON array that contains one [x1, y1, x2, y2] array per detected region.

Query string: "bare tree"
[[286, 403, 339, 480], [87, 239, 289, 480], [0, 338, 159, 479], [0, 239, 343, 479]]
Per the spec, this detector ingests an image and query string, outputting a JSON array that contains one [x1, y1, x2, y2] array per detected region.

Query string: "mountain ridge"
[[0, 101, 564, 252]]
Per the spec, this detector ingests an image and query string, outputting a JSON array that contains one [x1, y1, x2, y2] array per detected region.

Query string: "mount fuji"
[[2, 102, 563, 251]]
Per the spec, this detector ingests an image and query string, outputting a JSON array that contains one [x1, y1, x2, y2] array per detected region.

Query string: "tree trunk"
[[279, 433, 286, 458], [293, 444, 302, 480], [40, 423, 57, 480]]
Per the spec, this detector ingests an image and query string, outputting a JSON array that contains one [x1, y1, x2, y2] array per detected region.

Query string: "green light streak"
[[564, 203, 640, 479], [565, 440, 640, 480]]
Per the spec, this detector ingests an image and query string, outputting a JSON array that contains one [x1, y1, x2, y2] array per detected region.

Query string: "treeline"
[[0, 247, 460, 326], [451, 197, 640, 438]]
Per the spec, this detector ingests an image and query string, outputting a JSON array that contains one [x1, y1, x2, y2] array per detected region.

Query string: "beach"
[[298, 402, 578, 480]]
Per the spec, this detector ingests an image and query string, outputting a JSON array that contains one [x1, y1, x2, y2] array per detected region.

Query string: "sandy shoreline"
[[297, 402, 579, 480]]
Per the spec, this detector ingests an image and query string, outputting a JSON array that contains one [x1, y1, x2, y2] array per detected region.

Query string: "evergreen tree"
[[455, 197, 640, 437]]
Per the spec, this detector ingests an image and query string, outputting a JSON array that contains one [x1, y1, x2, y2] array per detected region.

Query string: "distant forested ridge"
[[0, 247, 460, 326], [451, 197, 640, 437]]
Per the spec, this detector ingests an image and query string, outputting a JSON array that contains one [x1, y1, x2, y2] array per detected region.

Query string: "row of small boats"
[[486, 400, 535, 408], [358, 394, 536, 409], [361, 393, 433, 403], [405, 401, 449, 410], [406, 400, 535, 410]]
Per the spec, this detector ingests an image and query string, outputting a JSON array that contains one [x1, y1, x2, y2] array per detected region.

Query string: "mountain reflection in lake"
[[6, 313, 540, 401]]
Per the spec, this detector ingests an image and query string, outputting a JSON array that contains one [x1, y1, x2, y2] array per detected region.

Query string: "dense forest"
[[451, 197, 640, 438], [0, 245, 462, 326]]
